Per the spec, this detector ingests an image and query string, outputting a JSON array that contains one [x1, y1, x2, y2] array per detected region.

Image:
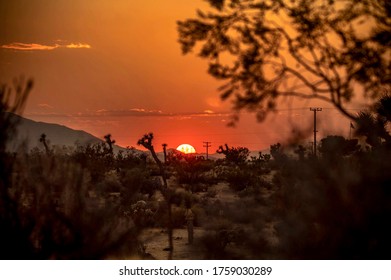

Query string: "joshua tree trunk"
[[137, 133, 173, 259]]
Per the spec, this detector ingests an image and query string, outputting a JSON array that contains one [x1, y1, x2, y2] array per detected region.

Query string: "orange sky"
[[0, 0, 364, 152]]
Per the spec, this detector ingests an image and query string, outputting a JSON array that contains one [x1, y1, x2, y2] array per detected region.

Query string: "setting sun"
[[176, 144, 196, 154]]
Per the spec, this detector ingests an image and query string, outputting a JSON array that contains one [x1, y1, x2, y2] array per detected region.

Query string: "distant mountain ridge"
[[6, 113, 269, 158], [6, 113, 124, 152]]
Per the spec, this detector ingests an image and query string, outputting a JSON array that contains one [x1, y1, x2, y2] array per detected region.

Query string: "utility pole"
[[203, 141, 211, 160], [310, 108, 322, 157], [308, 141, 314, 152]]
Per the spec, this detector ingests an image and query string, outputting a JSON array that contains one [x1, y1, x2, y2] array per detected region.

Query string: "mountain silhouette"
[[6, 113, 268, 157], [6, 113, 125, 152]]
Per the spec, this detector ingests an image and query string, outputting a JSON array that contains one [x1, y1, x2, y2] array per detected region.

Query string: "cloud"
[[1, 42, 91, 51], [89, 109, 230, 119], [37, 103, 54, 109], [129, 108, 146, 113], [79, 108, 164, 117], [1, 43, 59, 51], [25, 108, 231, 120], [66, 43, 91, 49]]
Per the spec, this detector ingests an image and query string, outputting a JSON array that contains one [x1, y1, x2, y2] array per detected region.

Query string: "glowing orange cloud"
[[1, 42, 91, 51], [1, 43, 59, 51], [66, 43, 91, 49]]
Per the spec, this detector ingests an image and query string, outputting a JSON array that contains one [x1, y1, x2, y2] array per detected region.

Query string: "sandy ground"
[[139, 182, 237, 260], [140, 227, 206, 260], [139, 178, 278, 260]]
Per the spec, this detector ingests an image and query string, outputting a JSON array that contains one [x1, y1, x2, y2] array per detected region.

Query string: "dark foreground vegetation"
[[1, 0, 390, 260], [1, 79, 391, 259]]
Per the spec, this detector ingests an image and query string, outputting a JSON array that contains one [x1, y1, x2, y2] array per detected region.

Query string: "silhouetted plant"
[[168, 150, 215, 191], [162, 143, 168, 164], [39, 133, 51, 155], [178, 0, 390, 122], [250, 151, 271, 164], [12, 153, 142, 259], [294, 145, 306, 161], [116, 147, 147, 170], [354, 94, 391, 149], [0, 78, 35, 259], [137, 133, 174, 259], [375, 94, 391, 122], [270, 143, 289, 167], [72, 142, 115, 183], [216, 144, 249, 165], [104, 134, 115, 155], [318, 135, 360, 160], [137, 133, 167, 183], [119, 167, 158, 200], [0, 79, 151, 259], [176, 1, 391, 259], [0, 78, 32, 152], [267, 141, 391, 259]]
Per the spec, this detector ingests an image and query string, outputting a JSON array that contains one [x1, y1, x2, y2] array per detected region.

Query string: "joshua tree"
[[137, 133, 173, 259], [39, 133, 50, 155], [104, 134, 116, 154], [137, 133, 166, 184], [162, 143, 168, 164], [216, 144, 250, 165]]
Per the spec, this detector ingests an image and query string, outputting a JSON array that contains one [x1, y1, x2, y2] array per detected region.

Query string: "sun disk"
[[176, 144, 196, 154]]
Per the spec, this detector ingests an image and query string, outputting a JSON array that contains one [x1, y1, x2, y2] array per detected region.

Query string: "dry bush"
[[8, 153, 141, 259]]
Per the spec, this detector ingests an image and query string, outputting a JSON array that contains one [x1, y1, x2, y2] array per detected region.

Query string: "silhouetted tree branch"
[[178, 0, 391, 122]]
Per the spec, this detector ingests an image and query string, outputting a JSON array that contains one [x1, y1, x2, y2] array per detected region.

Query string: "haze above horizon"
[[1, 0, 361, 152]]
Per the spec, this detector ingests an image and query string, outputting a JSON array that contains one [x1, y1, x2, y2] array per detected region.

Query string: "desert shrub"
[[205, 188, 217, 198], [171, 206, 186, 228], [249, 152, 272, 174], [199, 218, 233, 259], [268, 146, 391, 259], [149, 201, 184, 229], [115, 147, 147, 170], [168, 151, 216, 191], [224, 199, 261, 224], [239, 177, 273, 199], [189, 204, 204, 227], [72, 143, 114, 183], [224, 168, 251, 192], [129, 200, 156, 227], [8, 153, 141, 259], [216, 144, 250, 165], [199, 216, 249, 259], [119, 168, 159, 200], [97, 170, 122, 193]]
